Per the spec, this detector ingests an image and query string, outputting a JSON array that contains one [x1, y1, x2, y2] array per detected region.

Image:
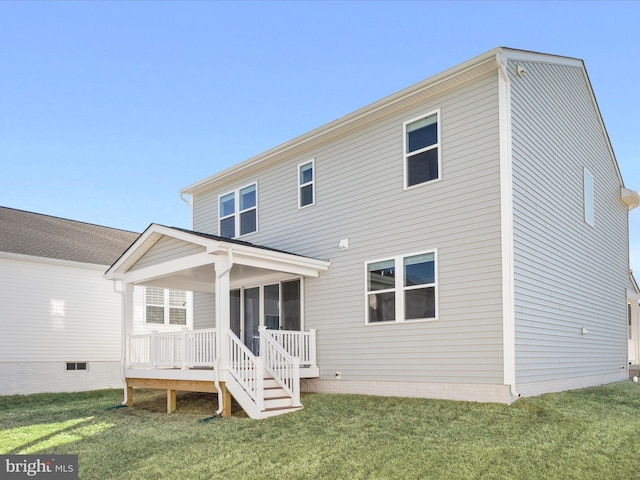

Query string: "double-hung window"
[[298, 160, 314, 208], [404, 111, 440, 188], [145, 287, 188, 326], [219, 182, 257, 238], [366, 251, 437, 324]]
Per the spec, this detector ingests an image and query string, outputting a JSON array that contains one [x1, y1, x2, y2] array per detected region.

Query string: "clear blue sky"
[[1, 1, 639, 270]]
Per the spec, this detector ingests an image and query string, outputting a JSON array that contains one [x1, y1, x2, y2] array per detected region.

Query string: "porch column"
[[123, 283, 135, 369], [123, 282, 135, 408], [215, 256, 232, 371]]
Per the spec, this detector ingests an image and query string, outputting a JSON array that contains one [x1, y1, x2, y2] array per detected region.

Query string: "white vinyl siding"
[[129, 236, 205, 272], [192, 70, 504, 385], [0, 254, 129, 394], [510, 60, 630, 386], [584, 168, 594, 226]]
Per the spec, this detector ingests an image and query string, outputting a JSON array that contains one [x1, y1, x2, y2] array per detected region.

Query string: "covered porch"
[[105, 224, 330, 419]]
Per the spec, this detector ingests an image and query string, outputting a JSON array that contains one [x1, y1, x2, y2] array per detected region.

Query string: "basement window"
[[66, 362, 87, 371]]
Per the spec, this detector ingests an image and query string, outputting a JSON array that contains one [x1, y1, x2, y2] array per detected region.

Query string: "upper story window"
[[145, 287, 188, 326], [298, 159, 315, 208], [366, 250, 437, 324], [219, 182, 257, 238], [583, 168, 594, 226], [404, 111, 440, 188]]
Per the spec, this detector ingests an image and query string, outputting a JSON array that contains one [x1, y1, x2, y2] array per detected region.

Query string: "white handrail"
[[259, 327, 301, 407], [127, 329, 217, 369], [227, 331, 264, 410], [264, 329, 317, 367]]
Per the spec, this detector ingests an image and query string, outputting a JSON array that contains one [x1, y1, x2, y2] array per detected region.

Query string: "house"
[[0, 207, 139, 395], [105, 47, 640, 419]]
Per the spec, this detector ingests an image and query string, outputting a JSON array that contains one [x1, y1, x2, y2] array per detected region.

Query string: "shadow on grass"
[[1, 417, 115, 455]]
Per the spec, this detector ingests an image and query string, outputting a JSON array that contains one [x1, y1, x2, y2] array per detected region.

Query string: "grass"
[[2, 383, 640, 479]]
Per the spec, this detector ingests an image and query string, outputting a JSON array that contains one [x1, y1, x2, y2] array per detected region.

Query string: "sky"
[[1, 1, 639, 271]]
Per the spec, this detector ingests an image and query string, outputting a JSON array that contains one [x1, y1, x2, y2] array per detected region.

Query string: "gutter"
[[112, 280, 129, 406]]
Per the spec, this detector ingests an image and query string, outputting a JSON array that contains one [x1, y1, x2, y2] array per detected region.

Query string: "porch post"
[[215, 256, 232, 372], [123, 283, 135, 368]]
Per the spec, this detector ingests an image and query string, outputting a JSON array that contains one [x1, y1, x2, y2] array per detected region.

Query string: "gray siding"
[[194, 292, 216, 329], [510, 60, 631, 384], [193, 72, 506, 385], [129, 236, 205, 271]]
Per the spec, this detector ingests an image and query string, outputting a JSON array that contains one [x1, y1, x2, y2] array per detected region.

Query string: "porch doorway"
[[230, 279, 302, 355]]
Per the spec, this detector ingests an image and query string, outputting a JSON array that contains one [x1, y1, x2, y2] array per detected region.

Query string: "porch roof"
[[104, 224, 330, 290]]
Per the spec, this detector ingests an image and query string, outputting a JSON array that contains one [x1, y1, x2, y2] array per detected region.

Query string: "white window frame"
[[298, 159, 315, 209], [218, 181, 258, 238], [403, 109, 441, 190], [364, 249, 438, 325], [144, 287, 193, 328], [583, 168, 594, 226]]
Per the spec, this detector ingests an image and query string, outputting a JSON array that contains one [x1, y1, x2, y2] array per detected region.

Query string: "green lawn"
[[2, 383, 640, 479]]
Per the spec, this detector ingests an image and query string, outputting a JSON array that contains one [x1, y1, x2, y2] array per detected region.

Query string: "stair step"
[[261, 405, 304, 419], [264, 396, 294, 409]]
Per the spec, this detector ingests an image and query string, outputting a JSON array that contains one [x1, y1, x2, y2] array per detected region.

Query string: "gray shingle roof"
[[0, 206, 140, 266]]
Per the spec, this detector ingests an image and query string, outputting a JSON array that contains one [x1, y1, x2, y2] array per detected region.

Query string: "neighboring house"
[[0, 207, 139, 395], [106, 47, 640, 419]]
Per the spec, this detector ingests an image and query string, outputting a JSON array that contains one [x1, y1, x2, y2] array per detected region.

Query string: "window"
[[404, 111, 440, 188], [66, 362, 87, 371], [584, 168, 594, 226], [145, 287, 188, 326], [219, 182, 257, 238], [366, 251, 436, 324], [298, 160, 314, 208]]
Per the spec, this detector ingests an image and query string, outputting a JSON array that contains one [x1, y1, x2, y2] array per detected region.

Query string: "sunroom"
[[105, 224, 330, 419]]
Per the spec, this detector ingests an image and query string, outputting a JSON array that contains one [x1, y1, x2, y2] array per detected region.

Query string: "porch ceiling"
[[105, 224, 330, 291]]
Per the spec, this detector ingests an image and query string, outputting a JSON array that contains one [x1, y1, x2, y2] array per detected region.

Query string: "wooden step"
[[261, 404, 304, 419]]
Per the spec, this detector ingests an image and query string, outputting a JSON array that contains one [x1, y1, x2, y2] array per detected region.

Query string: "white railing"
[[227, 331, 264, 410], [127, 329, 217, 369], [264, 329, 317, 367], [260, 327, 300, 407]]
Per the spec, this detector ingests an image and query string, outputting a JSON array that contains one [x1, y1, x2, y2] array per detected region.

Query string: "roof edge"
[[180, 47, 504, 196]]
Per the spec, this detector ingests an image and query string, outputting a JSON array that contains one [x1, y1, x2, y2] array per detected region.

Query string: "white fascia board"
[[106, 224, 215, 279], [500, 48, 583, 68], [121, 252, 218, 284], [213, 242, 331, 278], [0, 251, 107, 271]]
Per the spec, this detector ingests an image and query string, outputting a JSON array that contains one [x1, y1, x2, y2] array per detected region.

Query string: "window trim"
[[144, 287, 193, 328], [583, 168, 594, 226], [403, 109, 442, 190], [364, 249, 438, 325], [298, 159, 315, 209], [218, 181, 259, 238]]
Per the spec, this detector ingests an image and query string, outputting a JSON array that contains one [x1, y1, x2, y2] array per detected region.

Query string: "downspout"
[[213, 248, 234, 415], [496, 52, 520, 401], [112, 280, 129, 406]]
